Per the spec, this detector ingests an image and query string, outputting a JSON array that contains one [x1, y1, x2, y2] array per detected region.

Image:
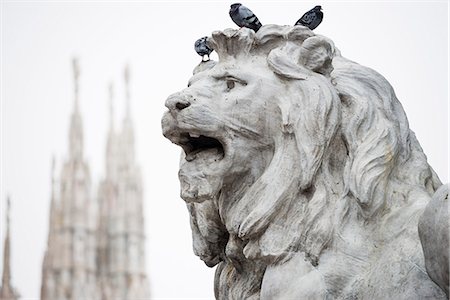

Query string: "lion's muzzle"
[[162, 92, 228, 203], [165, 92, 191, 112]]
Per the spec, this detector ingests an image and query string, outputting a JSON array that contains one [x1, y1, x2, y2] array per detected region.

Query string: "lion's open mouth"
[[179, 133, 225, 162]]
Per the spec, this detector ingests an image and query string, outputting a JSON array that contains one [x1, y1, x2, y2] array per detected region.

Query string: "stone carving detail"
[[162, 25, 449, 299]]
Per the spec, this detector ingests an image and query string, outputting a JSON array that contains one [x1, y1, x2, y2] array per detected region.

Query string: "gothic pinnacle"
[[109, 82, 115, 129], [72, 57, 80, 111], [124, 64, 131, 118]]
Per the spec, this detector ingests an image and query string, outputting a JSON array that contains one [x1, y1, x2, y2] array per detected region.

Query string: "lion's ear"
[[298, 36, 335, 77], [268, 36, 335, 80]]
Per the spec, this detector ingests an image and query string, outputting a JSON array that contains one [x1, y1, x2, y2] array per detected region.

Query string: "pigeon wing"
[[296, 11, 315, 26], [239, 5, 262, 31], [295, 7, 323, 29], [303, 12, 316, 24], [308, 11, 323, 30], [239, 5, 254, 19]]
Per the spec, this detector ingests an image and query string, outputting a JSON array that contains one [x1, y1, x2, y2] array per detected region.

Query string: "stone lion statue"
[[161, 25, 449, 299]]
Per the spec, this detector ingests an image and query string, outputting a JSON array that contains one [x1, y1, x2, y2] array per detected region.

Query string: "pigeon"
[[229, 3, 262, 32], [194, 36, 213, 61], [295, 5, 323, 30]]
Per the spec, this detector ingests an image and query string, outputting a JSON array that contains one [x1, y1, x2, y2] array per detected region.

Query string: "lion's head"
[[162, 25, 442, 298]]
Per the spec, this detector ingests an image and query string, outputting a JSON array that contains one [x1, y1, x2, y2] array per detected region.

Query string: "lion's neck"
[[217, 171, 259, 231], [213, 134, 357, 297], [216, 134, 351, 262]]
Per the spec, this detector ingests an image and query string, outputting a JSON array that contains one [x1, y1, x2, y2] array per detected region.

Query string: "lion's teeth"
[[189, 133, 200, 138], [185, 153, 197, 162]]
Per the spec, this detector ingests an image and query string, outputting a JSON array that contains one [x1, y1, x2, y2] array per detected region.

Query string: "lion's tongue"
[[185, 148, 224, 163]]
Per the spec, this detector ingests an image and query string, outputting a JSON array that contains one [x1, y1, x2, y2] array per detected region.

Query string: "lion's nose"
[[165, 94, 191, 111]]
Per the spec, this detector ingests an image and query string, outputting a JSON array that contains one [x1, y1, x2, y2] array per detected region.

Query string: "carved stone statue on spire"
[[72, 57, 80, 108], [121, 64, 135, 165], [124, 63, 131, 118], [108, 82, 114, 130], [69, 57, 83, 160]]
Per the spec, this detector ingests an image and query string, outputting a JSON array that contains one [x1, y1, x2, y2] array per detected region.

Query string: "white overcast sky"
[[0, 1, 448, 299]]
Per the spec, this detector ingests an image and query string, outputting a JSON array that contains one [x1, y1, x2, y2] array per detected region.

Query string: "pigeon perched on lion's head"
[[194, 36, 213, 62], [295, 5, 323, 30], [229, 3, 262, 32]]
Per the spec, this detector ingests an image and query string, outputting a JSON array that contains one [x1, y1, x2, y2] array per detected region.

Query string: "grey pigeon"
[[194, 36, 213, 61], [229, 3, 262, 32], [295, 5, 323, 30]]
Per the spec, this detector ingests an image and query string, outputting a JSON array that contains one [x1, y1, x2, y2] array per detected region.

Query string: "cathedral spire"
[[41, 58, 97, 300], [108, 82, 115, 130], [97, 64, 150, 299], [124, 64, 131, 119], [0, 195, 19, 300]]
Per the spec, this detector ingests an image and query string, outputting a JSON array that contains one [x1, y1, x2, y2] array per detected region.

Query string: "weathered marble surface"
[[419, 184, 449, 296], [162, 25, 449, 299]]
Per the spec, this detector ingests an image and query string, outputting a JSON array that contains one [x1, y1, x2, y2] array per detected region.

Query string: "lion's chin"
[[179, 148, 225, 203]]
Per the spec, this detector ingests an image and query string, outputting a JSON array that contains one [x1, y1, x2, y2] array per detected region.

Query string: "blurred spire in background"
[[41, 59, 97, 300], [0, 195, 20, 300], [97, 64, 150, 299], [41, 60, 150, 299]]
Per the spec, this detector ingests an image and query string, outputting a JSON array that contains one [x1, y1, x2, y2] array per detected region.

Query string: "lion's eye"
[[224, 76, 246, 92], [226, 80, 235, 90]]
